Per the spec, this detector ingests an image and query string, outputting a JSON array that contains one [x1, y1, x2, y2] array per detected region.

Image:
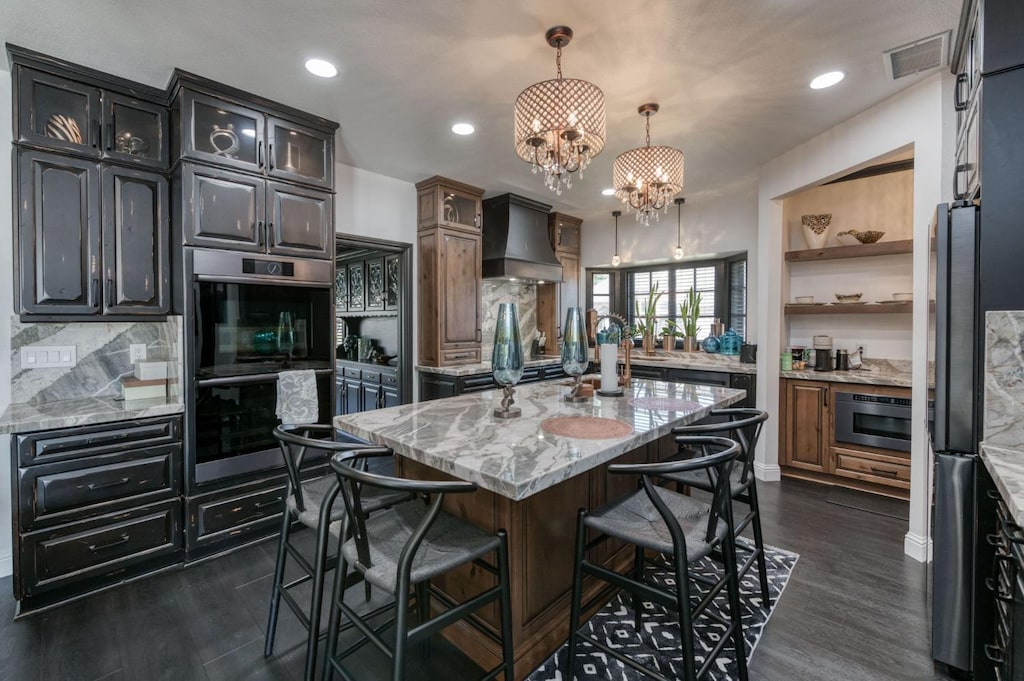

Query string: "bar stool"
[[322, 449, 514, 681], [566, 436, 748, 681], [666, 409, 771, 606], [265, 424, 408, 681]]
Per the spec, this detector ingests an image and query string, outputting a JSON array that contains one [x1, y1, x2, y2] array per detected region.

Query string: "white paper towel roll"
[[600, 343, 618, 392]]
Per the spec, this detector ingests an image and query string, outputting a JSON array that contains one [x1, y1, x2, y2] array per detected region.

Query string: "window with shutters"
[[587, 254, 748, 340]]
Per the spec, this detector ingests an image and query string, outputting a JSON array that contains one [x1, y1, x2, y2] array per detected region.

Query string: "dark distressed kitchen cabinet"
[[17, 150, 170, 318], [11, 47, 171, 320], [16, 65, 168, 171], [267, 180, 332, 257], [17, 150, 101, 315], [267, 116, 333, 189], [179, 162, 265, 251], [101, 166, 170, 314]]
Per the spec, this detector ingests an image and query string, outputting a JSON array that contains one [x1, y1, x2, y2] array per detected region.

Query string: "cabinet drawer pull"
[[105, 122, 113, 151], [256, 221, 264, 247], [105, 278, 114, 304], [984, 643, 1006, 664], [91, 277, 99, 306], [254, 497, 282, 511], [869, 466, 898, 478], [258, 141, 263, 168], [91, 119, 100, 148], [268, 144, 274, 170], [87, 477, 131, 491], [88, 534, 130, 553]]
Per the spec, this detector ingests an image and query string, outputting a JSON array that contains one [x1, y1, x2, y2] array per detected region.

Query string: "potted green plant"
[[634, 283, 664, 355], [679, 286, 702, 352], [660, 319, 682, 352]]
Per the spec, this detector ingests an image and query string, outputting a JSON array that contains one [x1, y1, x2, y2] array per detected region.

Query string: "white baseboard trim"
[[0, 554, 11, 579], [754, 461, 781, 482], [904, 532, 933, 563]]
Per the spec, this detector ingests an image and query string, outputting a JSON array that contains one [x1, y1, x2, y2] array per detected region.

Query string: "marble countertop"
[[621, 351, 757, 375], [0, 396, 184, 434], [416, 357, 564, 377], [981, 443, 1024, 527], [780, 359, 914, 388], [335, 378, 745, 501]]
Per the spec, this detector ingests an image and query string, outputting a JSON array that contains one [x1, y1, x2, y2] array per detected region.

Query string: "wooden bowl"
[[854, 230, 885, 244]]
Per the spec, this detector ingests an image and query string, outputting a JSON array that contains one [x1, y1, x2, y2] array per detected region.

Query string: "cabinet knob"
[[474, 213, 481, 228]]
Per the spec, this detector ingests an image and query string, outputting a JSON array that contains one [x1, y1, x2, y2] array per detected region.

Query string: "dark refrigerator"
[[931, 201, 991, 678]]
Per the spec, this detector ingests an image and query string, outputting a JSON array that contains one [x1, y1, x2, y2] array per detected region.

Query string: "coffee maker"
[[812, 335, 834, 372]]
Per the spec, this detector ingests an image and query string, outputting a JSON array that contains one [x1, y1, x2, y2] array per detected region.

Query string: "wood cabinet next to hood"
[[415, 176, 485, 367], [537, 212, 582, 342]]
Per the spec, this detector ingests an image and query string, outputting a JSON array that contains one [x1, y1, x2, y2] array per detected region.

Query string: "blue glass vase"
[[702, 335, 721, 354], [719, 328, 742, 355], [491, 303, 524, 418], [561, 307, 589, 402]]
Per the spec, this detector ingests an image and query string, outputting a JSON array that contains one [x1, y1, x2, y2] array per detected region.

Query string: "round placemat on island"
[[541, 416, 634, 439], [627, 397, 701, 412]]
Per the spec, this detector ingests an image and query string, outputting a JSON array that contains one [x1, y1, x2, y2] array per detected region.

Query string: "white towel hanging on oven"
[[276, 370, 319, 425]]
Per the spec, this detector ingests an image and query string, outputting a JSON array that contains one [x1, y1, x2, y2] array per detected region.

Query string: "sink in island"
[[334, 378, 745, 678]]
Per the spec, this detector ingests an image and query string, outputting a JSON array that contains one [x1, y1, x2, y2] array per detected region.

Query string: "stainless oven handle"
[[197, 368, 333, 387], [193, 273, 332, 289]]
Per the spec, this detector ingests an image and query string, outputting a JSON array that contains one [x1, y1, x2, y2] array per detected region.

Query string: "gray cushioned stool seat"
[[341, 499, 501, 592], [584, 486, 728, 561]]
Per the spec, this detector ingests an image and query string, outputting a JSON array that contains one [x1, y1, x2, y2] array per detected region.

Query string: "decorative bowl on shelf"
[[892, 292, 913, 301], [835, 292, 863, 303], [835, 231, 860, 246], [852, 230, 885, 244], [794, 296, 815, 304]]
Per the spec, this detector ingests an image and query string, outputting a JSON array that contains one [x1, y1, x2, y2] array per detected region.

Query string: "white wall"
[[0, 73, 15, 577], [755, 73, 949, 562], [333, 162, 419, 397], [579, 177, 760, 328]]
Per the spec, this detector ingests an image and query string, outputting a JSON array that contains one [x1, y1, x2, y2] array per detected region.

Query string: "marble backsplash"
[[10, 316, 184, 405], [985, 310, 1024, 449], [480, 280, 538, 361]]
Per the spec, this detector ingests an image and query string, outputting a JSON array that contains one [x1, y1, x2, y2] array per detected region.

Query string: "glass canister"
[[701, 335, 721, 353], [719, 328, 741, 355]]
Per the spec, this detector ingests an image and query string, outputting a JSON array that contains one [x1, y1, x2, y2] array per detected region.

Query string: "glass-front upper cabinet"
[[102, 93, 168, 169], [17, 68, 101, 155], [415, 176, 484, 232], [267, 117, 333, 189], [179, 90, 265, 173]]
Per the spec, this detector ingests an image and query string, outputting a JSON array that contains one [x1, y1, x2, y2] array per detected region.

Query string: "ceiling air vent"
[[883, 31, 950, 80]]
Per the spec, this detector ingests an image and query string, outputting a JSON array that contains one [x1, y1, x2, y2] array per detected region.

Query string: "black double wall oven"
[[185, 249, 333, 488]]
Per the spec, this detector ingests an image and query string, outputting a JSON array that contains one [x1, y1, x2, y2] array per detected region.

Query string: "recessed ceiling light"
[[601, 188, 615, 196], [305, 58, 338, 78], [451, 122, 475, 135], [509, 277, 518, 282], [810, 71, 845, 89]]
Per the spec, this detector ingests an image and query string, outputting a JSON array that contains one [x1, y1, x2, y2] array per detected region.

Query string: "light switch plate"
[[21, 345, 76, 368]]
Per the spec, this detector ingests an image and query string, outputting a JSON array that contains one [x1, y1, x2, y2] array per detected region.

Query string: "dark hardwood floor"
[[0, 478, 954, 681]]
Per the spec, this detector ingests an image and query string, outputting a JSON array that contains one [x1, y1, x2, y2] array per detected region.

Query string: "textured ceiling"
[[0, 0, 961, 228]]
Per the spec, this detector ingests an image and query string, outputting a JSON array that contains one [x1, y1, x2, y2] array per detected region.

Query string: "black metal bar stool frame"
[[322, 450, 514, 681], [264, 424, 404, 681], [666, 408, 771, 606], [566, 436, 749, 681]]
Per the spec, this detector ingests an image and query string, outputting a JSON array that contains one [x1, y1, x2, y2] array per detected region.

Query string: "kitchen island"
[[334, 378, 745, 678]]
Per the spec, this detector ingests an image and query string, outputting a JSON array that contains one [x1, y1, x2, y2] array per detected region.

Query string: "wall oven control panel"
[[242, 258, 295, 277]]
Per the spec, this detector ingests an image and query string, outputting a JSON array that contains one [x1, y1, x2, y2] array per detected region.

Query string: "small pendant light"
[[611, 210, 622, 267], [674, 197, 686, 259]]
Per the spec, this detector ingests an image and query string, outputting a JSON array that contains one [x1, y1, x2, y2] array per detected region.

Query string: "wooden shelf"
[[785, 239, 914, 262], [785, 302, 913, 315]]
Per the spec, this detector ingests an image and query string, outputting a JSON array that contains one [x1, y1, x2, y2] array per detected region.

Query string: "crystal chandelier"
[[514, 26, 606, 195], [613, 103, 684, 225]]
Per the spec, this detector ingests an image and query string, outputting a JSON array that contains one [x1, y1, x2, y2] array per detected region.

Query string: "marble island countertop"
[[0, 395, 184, 434], [335, 378, 745, 501], [780, 358, 915, 388]]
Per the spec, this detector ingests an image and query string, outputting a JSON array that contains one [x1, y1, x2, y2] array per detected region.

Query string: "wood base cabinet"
[[779, 378, 912, 498], [416, 176, 484, 367]]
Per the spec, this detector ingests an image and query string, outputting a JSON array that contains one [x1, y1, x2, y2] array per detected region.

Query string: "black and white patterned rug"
[[526, 540, 799, 681]]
